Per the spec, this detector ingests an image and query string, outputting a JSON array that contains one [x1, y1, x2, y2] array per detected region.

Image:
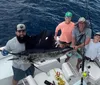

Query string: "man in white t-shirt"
[[1, 24, 35, 85], [85, 32, 100, 61]]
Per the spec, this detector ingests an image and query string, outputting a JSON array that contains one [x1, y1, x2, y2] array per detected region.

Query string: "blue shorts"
[[12, 65, 35, 81]]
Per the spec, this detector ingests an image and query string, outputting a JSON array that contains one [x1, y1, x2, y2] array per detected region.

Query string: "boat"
[[0, 34, 100, 85], [0, 51, 81, 85], [1, 45, 100, 85]]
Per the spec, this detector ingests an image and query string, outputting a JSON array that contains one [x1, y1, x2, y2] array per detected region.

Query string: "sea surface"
[[0, 0, 100, 46]]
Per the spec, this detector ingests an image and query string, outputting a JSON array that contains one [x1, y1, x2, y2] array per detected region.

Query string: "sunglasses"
[[78, 22, 85, 24], [17, 30, 25, 33], [65, 17, 71, 19]]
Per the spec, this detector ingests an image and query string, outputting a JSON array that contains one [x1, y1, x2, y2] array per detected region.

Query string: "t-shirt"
[[72, 27, 91, 44], [85, 39, 100, 60], [5, 37, 31, 71], [55, 21, 75, 43]]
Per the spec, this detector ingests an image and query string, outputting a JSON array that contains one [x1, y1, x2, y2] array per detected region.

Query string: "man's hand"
[[1, 49, 9, 56], [74, 46, 79, 50], [54, 36, 57, 40], [72, 45, 79, 51]]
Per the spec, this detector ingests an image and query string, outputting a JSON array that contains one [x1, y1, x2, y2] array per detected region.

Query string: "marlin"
[[8, 46, 73, 63], [5, 30, 73, 63]]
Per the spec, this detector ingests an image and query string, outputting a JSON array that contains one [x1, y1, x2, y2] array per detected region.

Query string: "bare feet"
[[65, 56, 70, 62]]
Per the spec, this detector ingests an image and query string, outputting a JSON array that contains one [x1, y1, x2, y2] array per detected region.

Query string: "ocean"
[[0, 0, 100, 46]]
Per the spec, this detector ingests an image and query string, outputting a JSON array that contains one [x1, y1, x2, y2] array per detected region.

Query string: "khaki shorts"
[[59, 41, 71, 46]]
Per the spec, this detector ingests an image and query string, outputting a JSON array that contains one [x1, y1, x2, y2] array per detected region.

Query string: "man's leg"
[[25, 65, 35, 77], [58, 41, 72, 62], [12, 79, 18, 85], [65, 50, 72, 62], [65, 56, 70, 62], [12, 67, 26, 85], [59, 43, 65, 48], [76, 58, 82, 71], [59, 43, 71, 62]]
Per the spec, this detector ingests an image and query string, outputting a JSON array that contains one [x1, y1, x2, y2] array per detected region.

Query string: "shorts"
[[12, 65, 35, 81], [59, 41, 71, 46], [66, 49, 82, 59]]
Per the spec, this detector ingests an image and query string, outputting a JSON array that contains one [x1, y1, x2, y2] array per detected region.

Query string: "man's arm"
[[54, 32, 58, 39], [54, 23, 61, 40], [72, 36, 76, 47], [1, 41, 11, 56], [97, 46, 100, 61], [75, 37, 90, 49], [74, 29, 92, 50], [72, 28, 76, 48]]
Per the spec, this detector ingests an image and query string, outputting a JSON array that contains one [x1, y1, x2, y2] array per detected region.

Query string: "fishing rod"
[[80, 34, 86, 85], [80, 0, 91, 84]]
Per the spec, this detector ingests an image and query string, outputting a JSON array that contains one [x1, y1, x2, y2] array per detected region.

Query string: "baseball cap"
[[78, 17, 86, 23], [95, 32, 100, 36], [65, 12, 72, 18], [16, 24, 26, 31]]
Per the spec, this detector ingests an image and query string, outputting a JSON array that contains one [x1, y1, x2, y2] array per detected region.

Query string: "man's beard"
[[16, 35, 26, 43]]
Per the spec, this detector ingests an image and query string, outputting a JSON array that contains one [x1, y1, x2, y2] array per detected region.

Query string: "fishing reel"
[[55, 71, 65, 85], [80, 65, 90, 78]]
